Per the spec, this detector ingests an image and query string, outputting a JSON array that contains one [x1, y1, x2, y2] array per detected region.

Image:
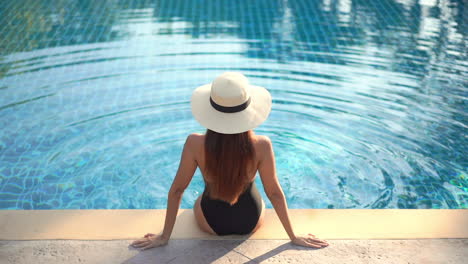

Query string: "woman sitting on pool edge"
[[130, 72, 329, 250]]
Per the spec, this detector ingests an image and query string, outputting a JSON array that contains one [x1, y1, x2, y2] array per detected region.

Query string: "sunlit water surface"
[[0, 0, 466, 209]]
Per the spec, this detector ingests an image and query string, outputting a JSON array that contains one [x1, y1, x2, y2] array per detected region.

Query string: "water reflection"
[[0, 0, 118, 53], [0, 0, 466, 209]]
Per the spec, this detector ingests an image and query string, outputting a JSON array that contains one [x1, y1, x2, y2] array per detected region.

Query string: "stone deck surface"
[[1, 239, 467, 264]]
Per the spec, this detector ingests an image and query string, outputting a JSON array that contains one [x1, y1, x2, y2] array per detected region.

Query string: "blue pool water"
[[0, 0, 466, 210]]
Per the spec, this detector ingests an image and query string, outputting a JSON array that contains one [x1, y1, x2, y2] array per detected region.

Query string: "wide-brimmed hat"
[[191, 72, 272, 134]]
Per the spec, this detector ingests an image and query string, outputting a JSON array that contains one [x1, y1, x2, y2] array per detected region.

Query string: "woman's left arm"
[[131, 134, 198, 250]]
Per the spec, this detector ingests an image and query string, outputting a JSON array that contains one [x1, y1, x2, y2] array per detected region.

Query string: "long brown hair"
[[203, 129, 256, 205]]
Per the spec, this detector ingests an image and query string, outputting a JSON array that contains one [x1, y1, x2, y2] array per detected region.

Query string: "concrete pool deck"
[[0, 209, 467, 263], [2, 238, 467, 263]]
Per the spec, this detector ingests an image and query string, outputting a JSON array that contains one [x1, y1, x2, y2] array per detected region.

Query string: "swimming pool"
[[0, 0, 466, 210]]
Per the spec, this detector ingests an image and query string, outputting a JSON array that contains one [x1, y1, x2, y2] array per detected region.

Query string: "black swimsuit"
[[200, 181, 263, 235]]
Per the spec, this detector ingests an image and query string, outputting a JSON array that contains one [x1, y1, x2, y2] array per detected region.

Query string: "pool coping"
[[1, 209, 467, 240]]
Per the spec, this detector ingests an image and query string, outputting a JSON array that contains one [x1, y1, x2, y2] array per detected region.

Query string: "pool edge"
[[1, 209, 467, 240]]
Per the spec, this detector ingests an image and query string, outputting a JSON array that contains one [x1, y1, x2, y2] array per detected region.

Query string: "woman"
[[131, 72, 329, 250]]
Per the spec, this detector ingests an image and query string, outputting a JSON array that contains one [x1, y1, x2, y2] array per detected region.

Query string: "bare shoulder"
[[187, 133, 205, 146], [185, 133, 204, 149], [188, 132, 204, 140], [254, 134, 272, 147], [253, 134, 273, 157]]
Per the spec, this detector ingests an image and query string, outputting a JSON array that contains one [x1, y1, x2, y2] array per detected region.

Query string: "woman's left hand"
[[130, 233, 169, 250]]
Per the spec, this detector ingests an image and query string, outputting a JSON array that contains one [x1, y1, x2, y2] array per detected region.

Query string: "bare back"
[[187, 131, 294, 240]]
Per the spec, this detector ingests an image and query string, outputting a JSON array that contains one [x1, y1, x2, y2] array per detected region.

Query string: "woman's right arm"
[[258, 136, 328, 248]]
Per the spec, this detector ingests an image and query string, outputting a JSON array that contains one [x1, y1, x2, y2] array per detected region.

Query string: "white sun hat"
[[191, 72, 272, 134]]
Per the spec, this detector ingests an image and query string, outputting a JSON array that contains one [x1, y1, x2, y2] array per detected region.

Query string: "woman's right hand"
[[291, 233, 329, 248]]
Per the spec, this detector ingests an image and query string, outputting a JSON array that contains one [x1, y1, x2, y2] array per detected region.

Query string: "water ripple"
[[0, 0, 466, 209]]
